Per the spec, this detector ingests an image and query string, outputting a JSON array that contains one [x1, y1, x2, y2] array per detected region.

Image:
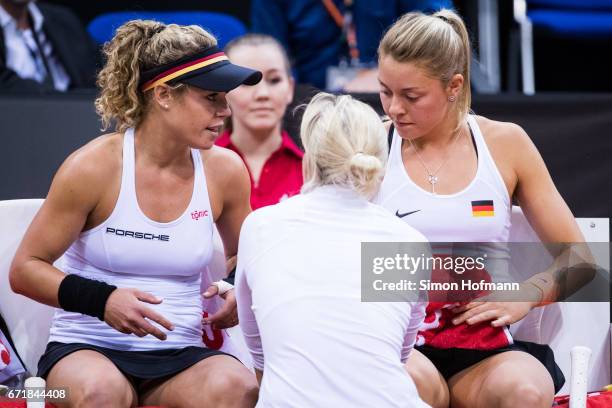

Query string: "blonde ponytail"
[[379, 8, 472, 127]]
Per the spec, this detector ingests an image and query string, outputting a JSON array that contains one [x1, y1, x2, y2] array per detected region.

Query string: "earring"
[[448, 96, 456, 102], [163, 104, 169, 109]]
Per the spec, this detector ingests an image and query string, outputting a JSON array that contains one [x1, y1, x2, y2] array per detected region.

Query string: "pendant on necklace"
[[428, 174, 438, 194]]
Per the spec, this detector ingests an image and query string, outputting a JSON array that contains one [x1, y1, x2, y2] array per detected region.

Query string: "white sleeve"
[[235, 216, 264, 371], [397, 227, 429, 363], [401, 301, 426, 363]]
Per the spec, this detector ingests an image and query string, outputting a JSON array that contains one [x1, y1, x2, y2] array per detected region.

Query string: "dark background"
[[2, 89, 611, 218], [48, 0, 612, 92], [1, 1, 610, 217]]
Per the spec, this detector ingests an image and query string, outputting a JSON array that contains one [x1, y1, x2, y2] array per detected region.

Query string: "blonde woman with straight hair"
[[235, 92, 429, 407], [376, 8, 584, 408], [10, 20, 263, 407]]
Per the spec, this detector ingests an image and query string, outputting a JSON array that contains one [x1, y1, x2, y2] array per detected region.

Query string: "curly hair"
[[95, 20, 217, 131]]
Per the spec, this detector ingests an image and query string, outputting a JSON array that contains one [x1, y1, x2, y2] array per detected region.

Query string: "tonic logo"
[[106, 227, 170, 242], [202, 311, 224, 349], [191, 210, 209, 221]]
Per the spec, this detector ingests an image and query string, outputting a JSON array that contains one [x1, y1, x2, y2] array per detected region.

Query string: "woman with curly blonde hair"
[[10, 20, 261, 407]]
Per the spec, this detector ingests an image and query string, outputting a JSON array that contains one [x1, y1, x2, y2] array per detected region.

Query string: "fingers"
[[106, 289, 175, 340], [116, 321, 164, 340], [201, 312, 237, 329], [140, 307, 175, 332], [211, 316, 238, 330], [114, 313, 172, 340], [129, 325, 149, 338], [202, 284, 219, 298], [451, 302, 479, 314], [452, 301, 530, 327], [136, 318, 167, 341], [204, 303, 232, 324], [204, 301, 237, 329], [491, 315, 511, 327], [463, 309, 501, 326], [134, 290, 163, 304], [452, 303, 488, 325]]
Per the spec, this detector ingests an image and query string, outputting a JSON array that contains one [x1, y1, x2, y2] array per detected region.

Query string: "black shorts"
[[415, 340, 565, 393], [38, 342, 235, 391]]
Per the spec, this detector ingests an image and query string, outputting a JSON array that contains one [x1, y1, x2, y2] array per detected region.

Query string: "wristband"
[[57, 274, 117, 321], [212, 280, 234, 295]]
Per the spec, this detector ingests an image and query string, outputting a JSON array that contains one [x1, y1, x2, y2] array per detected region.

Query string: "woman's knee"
[[499, 382, 553, 408], [405, 353, 449, 408], [206, 369, 259, 405], [70, 375, 134, 408]]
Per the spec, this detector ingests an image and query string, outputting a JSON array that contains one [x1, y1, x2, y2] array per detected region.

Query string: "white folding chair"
[[509, 206, 610, 394], [0, 199, 55, 375]]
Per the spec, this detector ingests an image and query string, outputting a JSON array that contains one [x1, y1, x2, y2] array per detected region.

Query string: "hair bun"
[[299, 92, 387, 199], [348, 152, 383, 196], [349, 152, 382, 173]]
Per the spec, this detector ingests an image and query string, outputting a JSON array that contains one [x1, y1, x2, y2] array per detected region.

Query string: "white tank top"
[[49, 128, 214, 350], [377, 115, 511, 242], [376, 115, 514, 349]]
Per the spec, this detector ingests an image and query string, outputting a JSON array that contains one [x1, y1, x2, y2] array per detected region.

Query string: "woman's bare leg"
[[405, 349, 450, 408], [46, 349, 137, 408], [140, 354, 258, 408], [448, 351, 555, 408]]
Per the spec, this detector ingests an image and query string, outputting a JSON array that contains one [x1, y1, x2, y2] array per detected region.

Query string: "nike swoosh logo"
[[395, 210, 421, 218]]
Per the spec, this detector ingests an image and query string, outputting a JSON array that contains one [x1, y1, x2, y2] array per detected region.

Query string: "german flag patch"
[[472, 200, 494, 217]]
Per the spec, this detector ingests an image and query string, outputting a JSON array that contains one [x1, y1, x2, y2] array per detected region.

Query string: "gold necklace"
[[405, 125, 465, 194]]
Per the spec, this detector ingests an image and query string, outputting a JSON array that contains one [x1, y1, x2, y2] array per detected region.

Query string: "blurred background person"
[[0, 0, 98, 93], [217, 33, 302, 210], [251, 0, 451, 91]]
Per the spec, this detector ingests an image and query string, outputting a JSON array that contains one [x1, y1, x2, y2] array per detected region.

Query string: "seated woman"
[[10, 20, 260, 408], [375, 8, 585, 408], [216, 34, 302, 210], [235, 92, 429, 407]]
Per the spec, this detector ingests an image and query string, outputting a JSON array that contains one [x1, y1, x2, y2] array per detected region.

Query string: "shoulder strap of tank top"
[[466, 115, 511, 205], [118, 128, 136, 205], [468, 120, 478, 159], [387, 122, 395, 153], [190, 147, 203, 192], [189, 147, 214, 217]]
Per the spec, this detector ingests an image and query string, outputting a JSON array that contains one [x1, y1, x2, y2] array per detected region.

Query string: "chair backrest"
[[529, 0, 612, 10], [509, 206, 610, 394], [0, 199, 55, 375], [525, 0, 612, 38], [87, 11, 247, 48]]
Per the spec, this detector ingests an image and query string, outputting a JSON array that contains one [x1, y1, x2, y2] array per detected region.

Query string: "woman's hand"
[[451, 301, 534, 327], [104, 288, 175, 340], [451, 283, 541, 327], [202, 285, 238, 329]]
